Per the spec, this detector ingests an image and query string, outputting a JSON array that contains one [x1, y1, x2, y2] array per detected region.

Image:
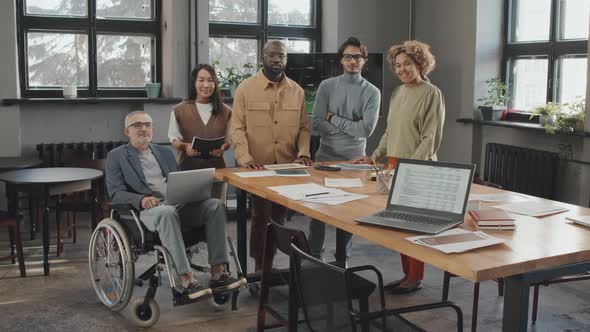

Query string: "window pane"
[[509, 57, 548, 110], [26, 0, 87, 17], [97, 35, 153, 87], [209, 37, 258, 85], [96, 0, 153, 20], [556, 56, 587, 104], [511, 0, 551, 42], [559, 0, 590, 40], [270, 38, 311, 53], [209, 0, 258, 23], [27, 32, 88, 87], [268, 0, 312, 26]]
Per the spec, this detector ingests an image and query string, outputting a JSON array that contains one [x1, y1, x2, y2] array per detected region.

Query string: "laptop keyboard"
[[376, 210, 446, 225]]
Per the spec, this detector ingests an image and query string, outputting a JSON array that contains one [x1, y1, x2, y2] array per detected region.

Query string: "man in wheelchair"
[[106, 111, 243, 300]]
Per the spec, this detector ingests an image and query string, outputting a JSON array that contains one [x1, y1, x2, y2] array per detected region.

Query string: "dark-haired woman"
[[168, 64, 232, 198]]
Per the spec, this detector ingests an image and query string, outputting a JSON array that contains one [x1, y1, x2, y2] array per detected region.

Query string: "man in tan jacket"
[[231, 40, 312, 270]]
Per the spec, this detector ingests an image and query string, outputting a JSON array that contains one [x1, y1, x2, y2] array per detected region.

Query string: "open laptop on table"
[[355, 159, 475, 234], [163, 168, 214, 205]]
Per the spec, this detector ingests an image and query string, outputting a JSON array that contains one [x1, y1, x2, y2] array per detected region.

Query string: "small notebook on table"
[[191, 136, 224, 159], [469, 208, 516, 230]]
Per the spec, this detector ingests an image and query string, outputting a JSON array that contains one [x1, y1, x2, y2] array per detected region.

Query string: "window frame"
[[502, 0, 588, 111], [208, 0, 322, 61], [16, 0, 162, 98]]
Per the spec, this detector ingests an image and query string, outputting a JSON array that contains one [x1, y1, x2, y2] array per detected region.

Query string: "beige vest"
[[173, 100, 231, 170]]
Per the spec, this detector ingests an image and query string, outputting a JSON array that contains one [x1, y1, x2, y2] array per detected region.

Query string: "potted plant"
[[530, 102, 561, 133], [212, 61, 256, 98], [478, 78, 510, 121], [555, 98, 585, 134], [304, 88, 317, 115]]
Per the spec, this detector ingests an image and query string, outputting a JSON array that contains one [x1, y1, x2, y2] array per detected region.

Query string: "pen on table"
[[304, 192, 330, 197]]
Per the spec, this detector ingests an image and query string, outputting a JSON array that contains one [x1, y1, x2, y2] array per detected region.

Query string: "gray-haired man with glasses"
[[106, 111, 245, 300]]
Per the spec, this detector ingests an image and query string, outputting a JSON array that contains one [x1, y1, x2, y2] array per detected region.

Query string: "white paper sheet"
[[406, 228, 505, 254], [469, 193, 529, 202], [301, 193, 368, 205], [324, 178, 363, 188], [268, 183, 367, 204], [235, 171, 277, 178], [492, 202, 568, 217]]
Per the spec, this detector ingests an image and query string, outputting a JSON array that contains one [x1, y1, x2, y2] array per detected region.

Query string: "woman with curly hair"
[[354, 40, 445, 294]]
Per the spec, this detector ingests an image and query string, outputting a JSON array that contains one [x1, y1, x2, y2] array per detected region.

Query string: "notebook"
[[355, 159, 475, 234], [191, 136, 224, 159], [469, 209, 516, 229]]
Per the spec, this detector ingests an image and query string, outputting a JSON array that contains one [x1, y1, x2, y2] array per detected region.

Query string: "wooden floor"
[[1, 212, 589, 331]]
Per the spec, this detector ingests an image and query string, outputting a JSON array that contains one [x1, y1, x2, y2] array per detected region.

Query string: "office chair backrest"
[[290, 243, 355, 332]]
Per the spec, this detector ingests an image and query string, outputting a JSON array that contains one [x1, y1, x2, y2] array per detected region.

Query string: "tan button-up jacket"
[[231, 70, 310, 166]]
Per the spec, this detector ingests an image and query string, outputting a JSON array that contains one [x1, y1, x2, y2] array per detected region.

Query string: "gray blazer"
[[106, 143, 178, 210]]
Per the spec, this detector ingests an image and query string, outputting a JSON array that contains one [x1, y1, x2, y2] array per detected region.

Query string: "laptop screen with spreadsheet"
[[387, 159, 475, 219]]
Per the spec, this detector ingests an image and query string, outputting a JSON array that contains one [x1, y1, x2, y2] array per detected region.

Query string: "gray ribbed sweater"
[[311, 72, 381, 162]]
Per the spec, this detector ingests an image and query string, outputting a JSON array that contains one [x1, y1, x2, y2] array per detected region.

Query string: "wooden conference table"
[[216, 165, 590, 331]]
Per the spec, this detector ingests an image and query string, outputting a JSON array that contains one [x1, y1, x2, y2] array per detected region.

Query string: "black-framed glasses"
[[264, 53, 287, 60], [342, 54, 365, 62], [127, 121, 153, 129]]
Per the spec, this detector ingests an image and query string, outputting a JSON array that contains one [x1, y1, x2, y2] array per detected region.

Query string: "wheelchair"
[[88, 204, 246, 328]]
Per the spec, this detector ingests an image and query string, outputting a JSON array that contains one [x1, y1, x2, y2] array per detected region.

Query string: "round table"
[[0, 167, 103, 276]]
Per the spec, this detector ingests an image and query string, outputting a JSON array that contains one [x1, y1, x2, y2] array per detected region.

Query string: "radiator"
[[484, 143, 560, 199], [36, 141, 126, 166]]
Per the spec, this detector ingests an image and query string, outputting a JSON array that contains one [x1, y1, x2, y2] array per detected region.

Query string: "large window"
[[503, 0, 589, 111], [17, 0, 162, 98], [208, 0, 321, 76]]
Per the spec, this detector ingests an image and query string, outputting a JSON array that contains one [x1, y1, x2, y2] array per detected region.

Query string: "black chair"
[[257, 223, 375, 331], [256, 222, 311, 331], [291, 244, 463, 332], [0, 211, 26, 277]]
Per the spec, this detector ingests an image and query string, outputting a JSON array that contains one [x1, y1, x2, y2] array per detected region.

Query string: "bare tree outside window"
[[209, 0, 258, 23]]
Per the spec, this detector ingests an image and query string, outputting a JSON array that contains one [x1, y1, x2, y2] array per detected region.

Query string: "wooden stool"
[[0, 211, 26, 277]]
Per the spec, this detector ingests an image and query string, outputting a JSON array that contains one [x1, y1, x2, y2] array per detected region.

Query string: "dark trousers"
[[250, 195, 287, 269]]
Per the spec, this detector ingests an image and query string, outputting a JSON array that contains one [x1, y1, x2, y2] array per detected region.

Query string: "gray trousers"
[[308, 218, 353, 259], [139, 198, 228, 275]]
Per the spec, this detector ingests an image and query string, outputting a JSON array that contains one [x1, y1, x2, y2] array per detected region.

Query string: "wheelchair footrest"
[[189, 263, 210, 273], [171, 288, 212, 307]]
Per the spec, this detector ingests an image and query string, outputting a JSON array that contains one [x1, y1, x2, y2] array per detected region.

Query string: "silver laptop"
[[355, 159, 475, 234], [164, 168, 215, 205]]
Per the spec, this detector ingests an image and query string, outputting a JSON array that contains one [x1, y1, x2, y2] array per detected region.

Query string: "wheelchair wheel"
[[130, 297, 160, 328], [89, 218, 135, 312], [211, 293, 231, 311]]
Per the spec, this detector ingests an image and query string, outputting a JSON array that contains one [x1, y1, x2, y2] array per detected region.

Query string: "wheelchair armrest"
[[108, 203, 140, 214]]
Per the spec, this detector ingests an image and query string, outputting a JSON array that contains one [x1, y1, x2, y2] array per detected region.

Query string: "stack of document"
[[469, 193, 529, 202], [492, 202, 568, 217], [324, 178, 363, 188], [406, 228, 505, 254], [268, 183, 367, 205]]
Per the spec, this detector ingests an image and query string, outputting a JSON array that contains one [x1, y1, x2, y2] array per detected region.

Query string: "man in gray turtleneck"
[[309, 37, 381, 260]]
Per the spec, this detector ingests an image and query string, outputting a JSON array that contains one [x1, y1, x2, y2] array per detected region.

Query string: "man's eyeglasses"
[[342, 54, 365, 62], [127, 121, 152, 129], [264, 53, 287, 60]]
